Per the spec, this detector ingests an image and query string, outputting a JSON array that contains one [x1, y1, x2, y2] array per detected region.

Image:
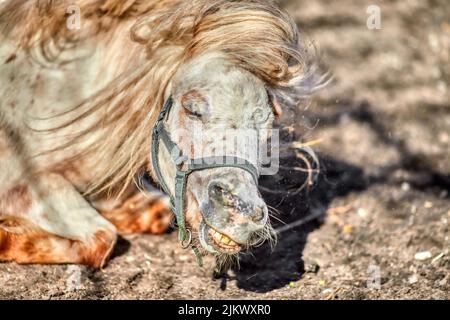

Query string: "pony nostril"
[[208, 182, 267, 222], [252, 205, 267, 223], [209, 183, 229, 200], [210, 183, 223, 194]]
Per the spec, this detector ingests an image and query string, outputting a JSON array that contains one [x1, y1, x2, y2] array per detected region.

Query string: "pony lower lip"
[[199, 220, 219, 254]]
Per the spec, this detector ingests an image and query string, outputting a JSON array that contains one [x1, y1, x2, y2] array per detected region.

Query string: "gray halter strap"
[[151, 96, 259, 265]]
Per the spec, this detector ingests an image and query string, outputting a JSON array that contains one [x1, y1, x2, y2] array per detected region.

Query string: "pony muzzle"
[[198, 177, 269, 254]]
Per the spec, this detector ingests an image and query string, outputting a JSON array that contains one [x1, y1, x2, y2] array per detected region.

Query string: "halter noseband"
[[151, 96, 259, 265]]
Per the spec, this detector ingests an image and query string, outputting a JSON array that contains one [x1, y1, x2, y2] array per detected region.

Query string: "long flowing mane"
[[0, 0, 326, 197]]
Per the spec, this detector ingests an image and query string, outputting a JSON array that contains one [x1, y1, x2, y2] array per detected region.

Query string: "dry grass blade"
[[274, 206, 324, 235]]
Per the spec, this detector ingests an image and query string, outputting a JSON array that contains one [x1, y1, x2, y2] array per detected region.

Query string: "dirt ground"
[[0, 0, 449, 300]]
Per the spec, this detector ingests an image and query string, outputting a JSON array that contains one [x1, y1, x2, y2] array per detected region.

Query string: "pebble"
[[357, 208, 368, 217], [401, 182, 411, 191], [408, 274, 418, 284], [424, 201, 433, 209], [343, 224, 354, 234], [305, 263, 320, 274], [414, 251, 432, 261], [322, 288, 333, 295]]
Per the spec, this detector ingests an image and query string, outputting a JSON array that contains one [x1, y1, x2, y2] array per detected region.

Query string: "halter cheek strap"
[[151, 96, 259, 266]]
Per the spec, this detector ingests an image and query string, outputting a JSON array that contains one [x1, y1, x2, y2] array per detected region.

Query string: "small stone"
[[424, 201, 433, 209], [305, 263, 320, 274], [343, 224, 354, 234], [414, 251, 432, 261], [408, 274, 418, 284], [401, 182, 411, 191], [322, 288, 333, 295], [357, 208, 368, 217]]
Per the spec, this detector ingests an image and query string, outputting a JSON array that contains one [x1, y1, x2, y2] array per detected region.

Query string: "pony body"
[[0, 0, 322, 267]]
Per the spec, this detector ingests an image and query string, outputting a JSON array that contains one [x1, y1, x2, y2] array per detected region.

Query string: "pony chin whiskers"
[[212, 222, 276, 273], [214, 251, 240, 275], [245, 220, 277, 249]]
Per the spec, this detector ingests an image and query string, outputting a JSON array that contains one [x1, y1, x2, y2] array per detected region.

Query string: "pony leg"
[[0, 219, 115, 267], [96, 190, 173, 235], [0, 170, 117, 268]]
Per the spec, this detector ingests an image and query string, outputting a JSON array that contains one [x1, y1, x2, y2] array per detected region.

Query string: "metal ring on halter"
[[181, 228, 193, 249]]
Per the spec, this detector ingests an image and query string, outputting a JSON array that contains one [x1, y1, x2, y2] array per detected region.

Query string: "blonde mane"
[[1, 0, 325, 198]]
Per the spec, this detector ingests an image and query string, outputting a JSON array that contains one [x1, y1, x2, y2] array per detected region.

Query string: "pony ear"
[[267, 90, 283, 119], [180, 89, 210, 118]]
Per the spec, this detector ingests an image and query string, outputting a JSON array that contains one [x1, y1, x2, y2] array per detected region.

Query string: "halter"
[[151, 96, 259, 266]]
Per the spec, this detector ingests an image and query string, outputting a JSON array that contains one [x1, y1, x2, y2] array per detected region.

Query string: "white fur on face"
[[158, 53, 274, 231]]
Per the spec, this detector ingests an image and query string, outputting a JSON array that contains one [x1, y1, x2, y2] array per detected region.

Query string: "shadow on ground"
[[104, 101, 448, 294], [218, 100, 449, 293], [221, 154, 366, 293]]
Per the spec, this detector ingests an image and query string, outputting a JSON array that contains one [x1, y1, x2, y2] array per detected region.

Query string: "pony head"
[[154, 52, 278, 256]]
